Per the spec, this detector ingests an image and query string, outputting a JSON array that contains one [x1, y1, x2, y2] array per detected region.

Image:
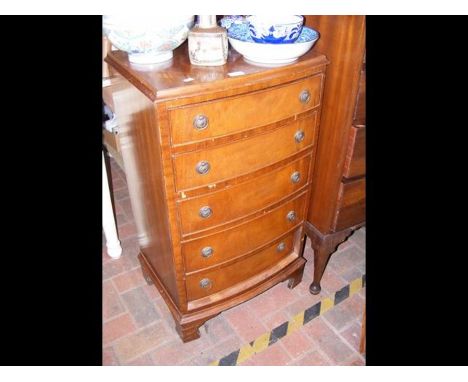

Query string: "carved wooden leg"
[[309, 242, 336, 294], [309, 242, 344, 294], [305, 222, 354, 295]]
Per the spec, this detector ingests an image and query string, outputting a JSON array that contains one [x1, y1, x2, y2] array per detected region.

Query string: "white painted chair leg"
[[102, 151, 122, 259]]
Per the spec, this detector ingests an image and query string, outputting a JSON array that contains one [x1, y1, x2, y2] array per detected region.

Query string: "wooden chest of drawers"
[[105, 45, 328, 342], [303, 16, 366, 294]]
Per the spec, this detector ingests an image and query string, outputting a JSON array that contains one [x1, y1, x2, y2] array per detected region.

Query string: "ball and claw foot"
[[309, 283, 321, 295]]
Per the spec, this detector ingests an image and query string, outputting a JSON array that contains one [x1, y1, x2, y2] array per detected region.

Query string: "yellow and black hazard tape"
[[210, 274, 365, 366]]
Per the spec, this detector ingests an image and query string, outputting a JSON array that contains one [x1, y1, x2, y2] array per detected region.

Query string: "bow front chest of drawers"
[[105, 45, 328, 342]]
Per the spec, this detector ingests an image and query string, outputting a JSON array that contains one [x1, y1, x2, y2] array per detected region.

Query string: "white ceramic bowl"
[[103, 15, 194, 64], [228, 26, 319, 65], [247, 15, 304, 44]]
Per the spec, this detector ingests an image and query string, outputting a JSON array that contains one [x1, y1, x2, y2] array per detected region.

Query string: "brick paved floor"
[[103, 155, 366, 366]]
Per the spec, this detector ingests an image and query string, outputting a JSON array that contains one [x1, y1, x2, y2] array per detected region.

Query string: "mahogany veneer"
[[105, 43, 328, 342], [303, 16, 366, 294]]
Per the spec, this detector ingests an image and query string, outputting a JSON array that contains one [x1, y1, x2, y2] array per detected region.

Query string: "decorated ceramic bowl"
[[246, 15, 304, 44], [228, 24, 319, 65], [103, 15, 194, 64]]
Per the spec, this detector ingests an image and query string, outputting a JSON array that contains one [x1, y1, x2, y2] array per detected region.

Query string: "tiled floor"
[[103, 155, 366, 366]]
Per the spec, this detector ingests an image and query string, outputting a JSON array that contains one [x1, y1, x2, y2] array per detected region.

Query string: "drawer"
[[173, 113, 317, 191], [177, 155, 311, 235], [342, 126, 365, 179], [169, 75, 323, 145], [182, 192, 307, 273], [333, 178, 365, 231], [185, 232, 296, 301]]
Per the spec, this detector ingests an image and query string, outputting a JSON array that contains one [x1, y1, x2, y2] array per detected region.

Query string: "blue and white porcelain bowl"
[[247, 15, 304, 44], [103, 15, 194, 64], [228, 24, 319, 65]]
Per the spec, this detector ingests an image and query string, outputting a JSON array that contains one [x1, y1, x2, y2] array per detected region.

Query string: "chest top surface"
[[105, 43, 328, 102]]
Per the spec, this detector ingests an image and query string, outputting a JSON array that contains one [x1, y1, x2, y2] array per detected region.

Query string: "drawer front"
[[177, 155, 311, 235], [185, 233, 296, 301], [169, 75, 323, 145], [334, 178, 365, 231], [173, 113, 316, 191], [182, 192, 307, 273], [342, 126, 365, 179]]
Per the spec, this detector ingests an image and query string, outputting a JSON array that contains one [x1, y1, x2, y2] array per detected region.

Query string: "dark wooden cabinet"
[[303, 16, 366, 294], [105, 44, 328, 342]]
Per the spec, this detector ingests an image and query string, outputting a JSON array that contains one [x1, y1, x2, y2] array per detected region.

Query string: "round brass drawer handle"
[[195, 160, 210, 175], [294, 130, 305, 143], [193, 114, 209, 130], [199, 206, 213, 219], [291, 171, 301, 184], [201, 246, 214, 258], [287, 210, 297, 222], [277, 242, 286, 252], [199, 278, 212, 289], [299, 89, 311, 104]]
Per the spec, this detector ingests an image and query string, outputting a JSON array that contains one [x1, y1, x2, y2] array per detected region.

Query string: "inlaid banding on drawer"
[[185, 233, 297, 301], [177, 155, 311, 235], [173, 113, 317, 191], [182, 192, 307, 273], [169, 74, 323, 146]]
